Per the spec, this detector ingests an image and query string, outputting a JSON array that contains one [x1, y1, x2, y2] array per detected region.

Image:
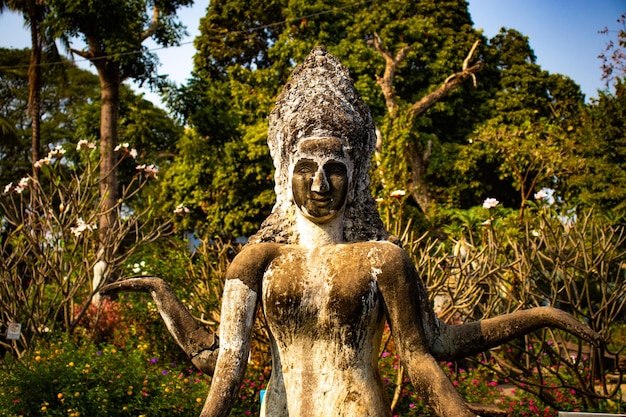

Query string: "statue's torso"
[[260, 242, 392, 417]]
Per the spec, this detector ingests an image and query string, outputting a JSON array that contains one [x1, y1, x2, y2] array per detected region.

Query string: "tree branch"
[[409, 40, 482, 119], [69, 47, 91, 60], [370, 32, 410, 117], [142, 6, 160, 41]]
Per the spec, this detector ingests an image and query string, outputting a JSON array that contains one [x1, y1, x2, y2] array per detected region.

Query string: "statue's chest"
[[262, 248, 383, 339]]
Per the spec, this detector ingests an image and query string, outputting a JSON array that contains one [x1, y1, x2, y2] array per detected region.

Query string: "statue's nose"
[[311, 168, 329, 193]]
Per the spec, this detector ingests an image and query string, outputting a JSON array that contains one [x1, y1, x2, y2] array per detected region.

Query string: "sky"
[[0, 1, 624, 107]]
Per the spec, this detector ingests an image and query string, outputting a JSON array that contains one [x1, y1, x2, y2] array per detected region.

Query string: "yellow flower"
[[35, 356, 41, 362], [196, 397, 203, 403], [67, 362, 74, 367], [41, 406, 47, 412], [74, 392, 80, 397], [57, 393, 63, 399]]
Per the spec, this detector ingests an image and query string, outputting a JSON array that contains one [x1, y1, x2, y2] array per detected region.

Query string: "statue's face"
[[291, 138, 350, 223]]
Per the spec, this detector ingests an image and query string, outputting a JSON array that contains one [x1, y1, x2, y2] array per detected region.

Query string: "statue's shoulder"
[[227, 242, 286, 285], [350, 240, 408, 256], [234, 242, 285, 263]]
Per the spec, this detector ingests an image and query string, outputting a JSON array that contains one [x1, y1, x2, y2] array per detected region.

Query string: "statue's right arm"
[[199, 276, 257, 417], [100, 277, 219, 374], [199, 243, 281, 417]]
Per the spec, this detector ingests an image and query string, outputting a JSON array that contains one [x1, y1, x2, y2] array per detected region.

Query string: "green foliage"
[[0, 48, 100, 184], [563, 81, 626, 215], [0, 334, 211, 417], [404, 199, 626, 410], [158, 124, 274, 237], [46, 0, 193, 84]]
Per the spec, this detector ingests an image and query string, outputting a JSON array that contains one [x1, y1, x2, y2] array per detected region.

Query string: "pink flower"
[[174, 204, 190, 216], [115, 143, 138, 159], [4, 177, 30, 194], [534, 189, 548, 200], [48, 145, 66, 159], [482, 197, 499, 209], [34, 157, 51, 168], [136, 164, 159, 179]]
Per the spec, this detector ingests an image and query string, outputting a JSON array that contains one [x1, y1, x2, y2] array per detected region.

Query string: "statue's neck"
[[296, 214, 344, 250]]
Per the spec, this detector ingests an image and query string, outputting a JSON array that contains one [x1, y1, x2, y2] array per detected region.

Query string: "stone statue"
[[101, 47, 602, 417]]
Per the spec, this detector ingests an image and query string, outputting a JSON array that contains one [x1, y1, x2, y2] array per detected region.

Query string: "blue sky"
[[0, 1, 624, 106]]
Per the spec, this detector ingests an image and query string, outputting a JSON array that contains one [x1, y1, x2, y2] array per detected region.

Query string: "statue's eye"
[[295, 161, 317, 175], [324, 162, 347, 176]]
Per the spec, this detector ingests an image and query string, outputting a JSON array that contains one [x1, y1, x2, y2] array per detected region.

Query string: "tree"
[[166, 0, 497, 236], [0, 47, 101, 184], [0, 47, 182, 184], [562, 81, 626, 215], [599, 13, 626, 90], [0, 0, 49, 169], [45, 0, 192, 243], [461, 29, 586, 219]]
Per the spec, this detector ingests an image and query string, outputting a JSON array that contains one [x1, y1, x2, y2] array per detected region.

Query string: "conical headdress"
[[249, 47, 388, 244]]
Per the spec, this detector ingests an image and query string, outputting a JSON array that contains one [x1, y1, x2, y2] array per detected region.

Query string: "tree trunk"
[[96, 64, 121, 238], [27, 7, 43, 170], [406, 141, 434, 213]]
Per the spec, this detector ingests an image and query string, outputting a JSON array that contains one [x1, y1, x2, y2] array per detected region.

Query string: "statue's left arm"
[[377, 243, 476, 417], [389, 245, 604, 361], [200, 277, 258, 417]]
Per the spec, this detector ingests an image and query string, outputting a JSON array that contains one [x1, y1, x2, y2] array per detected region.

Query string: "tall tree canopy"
[[160, 0, 622, 237], [45, 0, 192, 240], [163, 0, 494, 237]]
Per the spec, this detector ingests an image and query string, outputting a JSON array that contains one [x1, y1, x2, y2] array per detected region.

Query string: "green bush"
[[0, 335, 210, 416]]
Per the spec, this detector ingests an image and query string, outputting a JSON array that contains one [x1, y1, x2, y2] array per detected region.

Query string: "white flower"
[[17, 177, 30, 190], [137, 164, 158, 179], [174, 204, 190, 216], [375, 198, 384, 203], [76, 140, 96, 152], [534, 189, 548, 201], [390, 189, 406, 198], [114, 143, 129, 152], [34, 157, 51, 168], [70, 218, 97, 237], [482, 198, 499, 209], [115, 143, 137, 159], [48, 145, 66, 159], [4, 182, 13, 194]]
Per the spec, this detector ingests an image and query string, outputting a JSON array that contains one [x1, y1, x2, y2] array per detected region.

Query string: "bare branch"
[[409, 40, 482, 119], [142, 6, 160, 41], [370, 32, 410, 117]]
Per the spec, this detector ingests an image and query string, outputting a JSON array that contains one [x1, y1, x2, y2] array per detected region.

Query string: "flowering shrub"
[[0, 333, 266, 417], [0, 140, 170, 357]]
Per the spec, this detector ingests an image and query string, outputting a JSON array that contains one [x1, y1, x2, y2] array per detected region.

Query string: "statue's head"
[[249, 47, 388, 244], [290, 136, 351, 224]]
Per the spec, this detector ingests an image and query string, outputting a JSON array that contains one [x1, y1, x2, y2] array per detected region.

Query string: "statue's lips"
[[310, 197, 331, 207]]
